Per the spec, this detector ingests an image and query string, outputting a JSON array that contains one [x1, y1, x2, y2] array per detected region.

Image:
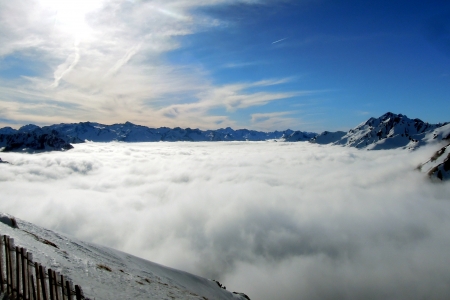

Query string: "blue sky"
[[0, 0, 449, 132]]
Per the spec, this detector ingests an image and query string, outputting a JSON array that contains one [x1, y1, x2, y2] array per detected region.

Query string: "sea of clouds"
[[1, 142, 450, 300]]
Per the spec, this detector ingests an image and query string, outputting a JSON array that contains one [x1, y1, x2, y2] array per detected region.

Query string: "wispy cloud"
[[272, 37, 288, 44], [250, 111, 303, 130], [0, 0, 310, 130]]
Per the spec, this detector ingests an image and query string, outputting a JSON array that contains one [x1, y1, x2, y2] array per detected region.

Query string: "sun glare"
[[39, 0, 104, 42]]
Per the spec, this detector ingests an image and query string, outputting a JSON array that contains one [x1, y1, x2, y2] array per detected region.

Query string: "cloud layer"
[[1, 142, 450, 299]]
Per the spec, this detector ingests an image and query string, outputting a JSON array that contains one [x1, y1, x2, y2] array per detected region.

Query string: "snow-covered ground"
[[0, 213, 246, 299], [1, 142, 450, 299]]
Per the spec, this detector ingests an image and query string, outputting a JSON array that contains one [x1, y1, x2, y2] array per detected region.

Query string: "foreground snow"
[[0, 213, 247, 300]]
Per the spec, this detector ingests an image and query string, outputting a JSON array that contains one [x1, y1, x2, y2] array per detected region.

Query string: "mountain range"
[[0, 112, 449, 153]]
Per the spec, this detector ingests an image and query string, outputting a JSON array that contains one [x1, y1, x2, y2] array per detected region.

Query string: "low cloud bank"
[[1, 142, 450, 299]]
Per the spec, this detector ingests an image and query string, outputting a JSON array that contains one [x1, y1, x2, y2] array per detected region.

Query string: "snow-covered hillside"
[[0, 213, 249, 300], [323, 112, 449, 150]]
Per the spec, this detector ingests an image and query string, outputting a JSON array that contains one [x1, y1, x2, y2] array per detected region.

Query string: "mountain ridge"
[[1, 112, 449, 152]]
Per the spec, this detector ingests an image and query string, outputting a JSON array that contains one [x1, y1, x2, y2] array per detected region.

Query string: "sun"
[[38, 0, 104, 43]]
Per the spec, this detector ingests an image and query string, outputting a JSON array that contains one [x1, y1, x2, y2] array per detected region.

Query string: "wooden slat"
[[5, 236, 11, 295], [0, 235, 5, 293], [9, 238, 15, 297], [75, 285, 82, 300], [31, 274, 37, 300], [39, 265, 48, 300], [60, 274, 66, 300], [35, 262, 41, 300], [49, 268, 55, 300], [16, 246, 21, 299], [66, 280, 73, 300], [54, 270, 60, 300], [22, 247, 28, 299], [28, 252, 34, 300]]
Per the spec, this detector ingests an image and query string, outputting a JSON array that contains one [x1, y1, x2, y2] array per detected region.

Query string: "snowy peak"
[[332, 112, 448, 150]]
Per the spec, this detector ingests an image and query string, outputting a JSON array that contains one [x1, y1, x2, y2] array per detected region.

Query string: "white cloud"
[[0, 0, 310, 129], [1, 142, 450, 300]]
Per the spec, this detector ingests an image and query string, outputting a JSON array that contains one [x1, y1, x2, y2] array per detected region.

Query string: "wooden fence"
[[0, 234, 86, 300]]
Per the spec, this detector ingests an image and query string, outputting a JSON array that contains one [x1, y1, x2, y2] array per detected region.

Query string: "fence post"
[[22, 247, 28, 299], [53, 270, 60, 300], [49, 268, 55, 300], [28, 252, 33, 300], [16, 246, 21, 299], [55, 271, 62, 300], [39, 265, 48, 300], [31, 274, 37, 300], [60, 274, 66, 300], [0, 235, 5, 293], [66, 280, 73, 300], [9, 238, 15, 298], [75, 285, 84, 300], [4, 236, 10, 295], [35, 262, 41, 300]]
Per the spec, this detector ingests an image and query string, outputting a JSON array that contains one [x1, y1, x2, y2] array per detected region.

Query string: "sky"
[[0, 0, 449, 132], [1, 142, 450, 300]]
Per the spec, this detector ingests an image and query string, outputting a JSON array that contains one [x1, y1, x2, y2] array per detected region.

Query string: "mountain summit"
[[313, 112, 449, 150]]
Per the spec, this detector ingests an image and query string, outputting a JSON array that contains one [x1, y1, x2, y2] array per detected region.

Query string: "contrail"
[[272, 38, 288, 44]]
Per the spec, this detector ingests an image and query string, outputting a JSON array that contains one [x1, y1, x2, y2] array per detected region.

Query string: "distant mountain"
[[0, 128, 73, 153], [312, 112, 450, 150], [1, 112, 449, 152], [310, 131, 347, 144], [7, 122, 314, 143]]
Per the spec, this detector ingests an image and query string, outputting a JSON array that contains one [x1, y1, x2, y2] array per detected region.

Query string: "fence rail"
[[0, 234, 86, 300]]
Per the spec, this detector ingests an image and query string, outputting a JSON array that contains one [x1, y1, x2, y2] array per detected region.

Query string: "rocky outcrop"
[[418, 143, 450, 181], [0, 129, 73, 153]]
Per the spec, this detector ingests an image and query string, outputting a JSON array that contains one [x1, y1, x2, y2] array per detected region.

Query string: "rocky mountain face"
[[312, 112, 449, 150], [310, 131, 347, 144], [0, 128, 74, 152], [418, 143, 450, 181]]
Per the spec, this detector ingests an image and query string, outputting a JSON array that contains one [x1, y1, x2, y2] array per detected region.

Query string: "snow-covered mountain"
[[283, 130, 317, 142], [1, 112, 449, 152], [0, 213, 249, 300], [310, 131, 347, 144], [316, 112, 449, 150], [1, 122, 314, 144]]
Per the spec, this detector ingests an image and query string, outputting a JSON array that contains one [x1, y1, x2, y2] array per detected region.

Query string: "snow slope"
[[0, 213, 249, 300]]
